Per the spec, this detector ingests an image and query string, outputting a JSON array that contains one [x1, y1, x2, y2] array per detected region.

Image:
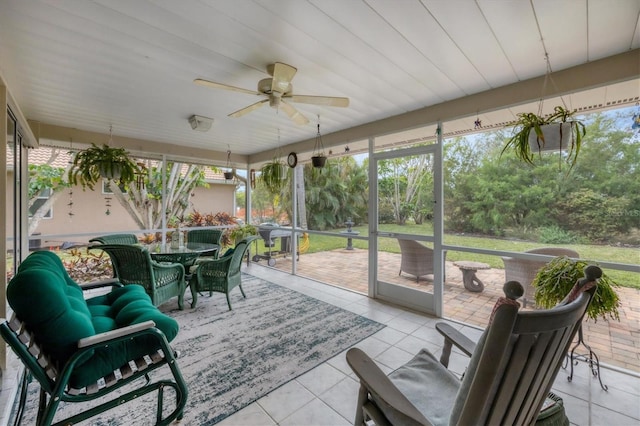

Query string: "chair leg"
[[354, 384, 369, 426], [12, 369, 30, 426], [225, 293, 232, 311], [239, 284, 246, 299]]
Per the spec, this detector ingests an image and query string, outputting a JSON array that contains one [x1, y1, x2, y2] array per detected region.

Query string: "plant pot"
[[98, 163, 122, 180], [223, 171, 234, 180], [528, 122, 574, 152], [311, 155, 327, 168]]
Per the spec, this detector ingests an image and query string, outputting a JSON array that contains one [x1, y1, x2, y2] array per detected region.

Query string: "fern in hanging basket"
[[260, 160, 288, 194], [68, 143, 140, 190], [501, 106, 586, 170], [532, 256, 620, 322]]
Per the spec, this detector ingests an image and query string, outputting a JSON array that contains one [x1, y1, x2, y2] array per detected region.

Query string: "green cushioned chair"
[[190, 236, 259, 309], [346, 266, 601, 426], [90, 244, 187, 310], [2, 251, 188, 426]]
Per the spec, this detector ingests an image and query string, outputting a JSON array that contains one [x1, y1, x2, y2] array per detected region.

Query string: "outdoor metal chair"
[[346, 266, 601, 426], [502, 247, 579, 308], [2, 251, 188, 426], [187, 228, 223, 261], [190, 236, 259, 309], [90, 244, 187, 309], [88, 233, 139, 245], [398, 239, 446, 282]]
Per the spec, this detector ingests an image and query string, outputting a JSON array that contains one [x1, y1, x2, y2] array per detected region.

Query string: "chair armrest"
[[77, 320, 156, 348], [346, 348, 432, 426], [435, 323, 476, 368], [79, 278, 123, 290], [151, 261, 185, 277]]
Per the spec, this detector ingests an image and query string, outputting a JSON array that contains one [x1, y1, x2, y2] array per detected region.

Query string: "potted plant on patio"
[[230, 223, 258, 245], [68, 143, 141, 190], [532, 256, 620, 321], [501, 106, 586, 170]]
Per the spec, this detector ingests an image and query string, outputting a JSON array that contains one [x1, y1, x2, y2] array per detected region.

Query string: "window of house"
[[29, 188, 52, 219], [102, 180, 127, 194]]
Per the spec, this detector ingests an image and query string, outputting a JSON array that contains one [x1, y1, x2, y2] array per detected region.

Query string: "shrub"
[[538, 225, 580, 244]]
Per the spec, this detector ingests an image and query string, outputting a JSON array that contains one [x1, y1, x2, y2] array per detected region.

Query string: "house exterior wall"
[[31, 180, 236, 245]]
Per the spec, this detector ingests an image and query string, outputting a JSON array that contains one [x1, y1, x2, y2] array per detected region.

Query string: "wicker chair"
[[347, 267, 601, 426], [502, 247, 579, 308], [187, 229, 223, 260], [88, 233, 139, 245], [190, 236, 259, 309], [398, 239, 446, 282], [90, 244, 187, 309]]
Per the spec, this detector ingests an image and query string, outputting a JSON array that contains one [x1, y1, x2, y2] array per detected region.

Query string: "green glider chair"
[[190, 236, 259, 309], [2, 251, 188, 426], [88, 233, 139, 245], [91, 244, 187, 310], [346, 266, 601, 426]]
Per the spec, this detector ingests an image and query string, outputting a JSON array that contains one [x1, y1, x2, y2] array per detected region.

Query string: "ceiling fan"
[[194, 62, 349, 125]]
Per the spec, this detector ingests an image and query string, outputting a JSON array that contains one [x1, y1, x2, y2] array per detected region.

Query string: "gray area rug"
[[18, 275, 384, 425]]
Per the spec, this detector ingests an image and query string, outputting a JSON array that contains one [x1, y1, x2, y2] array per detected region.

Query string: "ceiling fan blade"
[[271, 62, 297, 93], [194, 78, 261, 96], [229, 99, 269, 118], [280, 100, 309, 125], [287, 94, 350, 107]]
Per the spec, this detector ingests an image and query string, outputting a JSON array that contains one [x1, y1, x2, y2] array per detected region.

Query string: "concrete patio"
[[264, 247, 640, 375]]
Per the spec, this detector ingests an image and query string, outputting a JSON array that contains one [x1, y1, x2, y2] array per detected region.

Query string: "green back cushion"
[[8, 267, 95, 368], [8, 252, 179, 389]]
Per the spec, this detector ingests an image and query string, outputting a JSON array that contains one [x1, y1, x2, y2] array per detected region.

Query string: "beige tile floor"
[[213, 263, 640, 426]]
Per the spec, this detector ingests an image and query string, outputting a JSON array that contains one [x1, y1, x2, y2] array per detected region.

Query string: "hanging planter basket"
[[98, 162, 123, 180], [528, 122, 574, 152], [223, 171, 234, 180], [312, 121, 327, 168], [311, 155, 327, 168]]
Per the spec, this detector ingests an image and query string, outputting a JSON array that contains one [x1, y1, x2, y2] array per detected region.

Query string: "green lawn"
[[303, 224, 639, 289]]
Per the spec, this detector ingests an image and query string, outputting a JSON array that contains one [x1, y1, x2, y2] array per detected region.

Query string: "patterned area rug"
[[17, 275, 384, 425]]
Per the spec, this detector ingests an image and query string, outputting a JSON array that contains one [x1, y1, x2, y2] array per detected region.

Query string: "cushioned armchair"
[[502, 247, 579, 308], [190, 236, 259, 309], [347, 267, 600, 426], [398, 239, 446, 282], [2, 251, 188, 425], [90, 244, 187, 310], [88, 233, 139, 245], [187, 228, 223, 260]]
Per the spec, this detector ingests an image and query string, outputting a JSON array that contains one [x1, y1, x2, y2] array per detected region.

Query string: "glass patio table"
[[147, 242, 220, 270]]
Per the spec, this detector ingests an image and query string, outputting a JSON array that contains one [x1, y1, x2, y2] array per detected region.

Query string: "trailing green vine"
[[532, 256, 620, 322]]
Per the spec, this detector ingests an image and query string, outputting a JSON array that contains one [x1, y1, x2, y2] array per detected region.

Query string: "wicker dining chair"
[[502, 247, 579, 308], [190, 236, 259, 309], [88, 233, 139, 245], [187, 229, 223, 260], [398, 239, 447, 283], [90, 244, 186, 309]]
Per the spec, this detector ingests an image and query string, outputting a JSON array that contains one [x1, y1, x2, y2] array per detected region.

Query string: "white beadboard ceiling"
[[0, 0, 638, 166]]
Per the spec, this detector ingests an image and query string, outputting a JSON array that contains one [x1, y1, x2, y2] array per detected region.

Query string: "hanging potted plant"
[[260, 159, 288, 193], [501, 105, 586, 170], [311, 119, 327, 168], [532, 256, 620, 322], [68, 143, 141, 190], [223, 148, 234, 181], [260, 131, 288, 193]]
